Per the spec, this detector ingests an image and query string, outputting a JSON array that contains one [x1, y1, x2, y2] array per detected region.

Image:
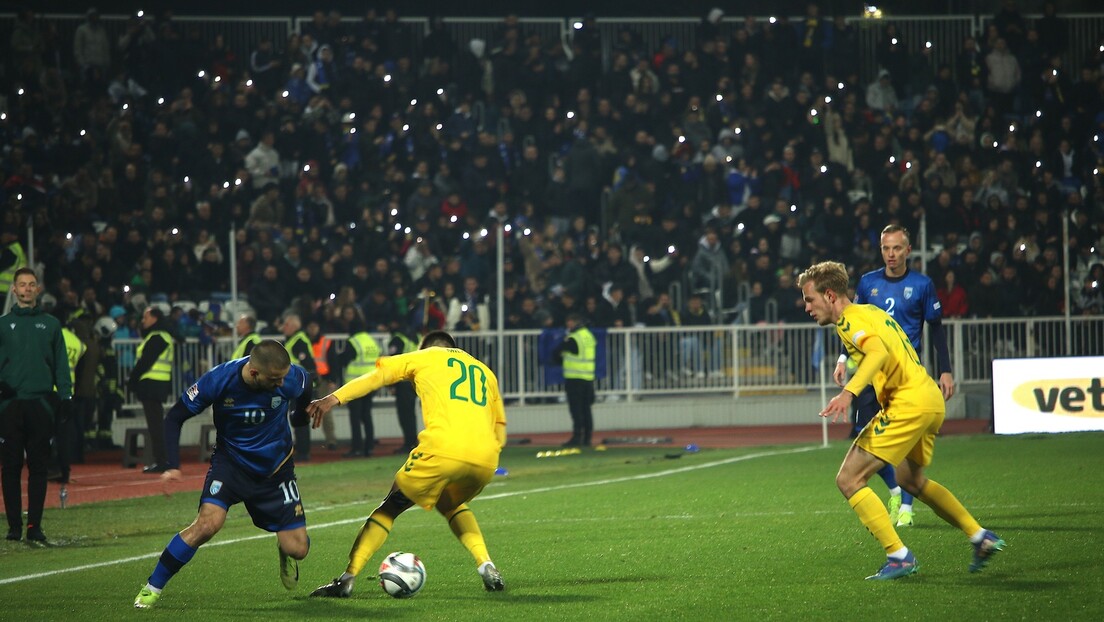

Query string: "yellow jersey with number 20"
[[334, 346, 507, 469], [837, 304, 944, 414]]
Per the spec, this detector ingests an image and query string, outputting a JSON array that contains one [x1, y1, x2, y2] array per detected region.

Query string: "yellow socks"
[[848, 487, 904, 555], [445, 505, 490, 566], [347, 511, 395, 576], [916, 479, 982, 538]]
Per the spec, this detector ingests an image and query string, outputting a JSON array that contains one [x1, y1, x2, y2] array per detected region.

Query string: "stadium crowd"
[[2, 2, 1104, 344]]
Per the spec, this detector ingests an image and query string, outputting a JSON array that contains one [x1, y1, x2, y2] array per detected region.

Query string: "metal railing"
[[112, 315, 1104, 409]]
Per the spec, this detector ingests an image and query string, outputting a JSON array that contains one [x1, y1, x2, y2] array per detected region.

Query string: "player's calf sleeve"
[[916, 479, 982, 537], [149, 533, 198, 589], [445, 504, 490, 566], [347, 511, 395, 576], [848, 487, 904, 555]]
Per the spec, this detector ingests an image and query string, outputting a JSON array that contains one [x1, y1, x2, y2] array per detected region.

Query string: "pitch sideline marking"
[[0, 445, 819, 586]]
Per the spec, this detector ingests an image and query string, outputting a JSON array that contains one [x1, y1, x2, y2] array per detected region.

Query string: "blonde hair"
[[798, 261, 850, 297]]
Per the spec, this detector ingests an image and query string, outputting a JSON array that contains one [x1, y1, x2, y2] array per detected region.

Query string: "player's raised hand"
[[307, 394, 339, 429], [819, 390, 854, 423]]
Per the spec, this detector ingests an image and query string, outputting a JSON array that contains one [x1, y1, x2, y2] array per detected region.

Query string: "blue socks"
[[877, 463, 898, 490], [149, 533, 198, 589]]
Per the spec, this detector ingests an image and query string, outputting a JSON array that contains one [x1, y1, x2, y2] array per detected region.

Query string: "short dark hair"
[[420, 330, 456, 349], [13, 267, 36, 281], [250, 339, 292, 371]]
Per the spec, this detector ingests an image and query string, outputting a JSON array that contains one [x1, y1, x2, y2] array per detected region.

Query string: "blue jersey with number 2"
[[182, 358, 308, 477], [854, 268, 942, 351]]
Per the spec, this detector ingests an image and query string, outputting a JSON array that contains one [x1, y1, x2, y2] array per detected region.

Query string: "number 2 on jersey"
[[448, 357, 488, 406]]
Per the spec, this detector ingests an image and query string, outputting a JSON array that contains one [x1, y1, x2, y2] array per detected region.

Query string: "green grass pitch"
[[2, 432, 1102, 621]]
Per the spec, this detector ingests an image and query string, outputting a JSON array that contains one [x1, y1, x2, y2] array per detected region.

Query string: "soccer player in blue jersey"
[[834, 225, 955, 528], [133, 340, 313, 609]]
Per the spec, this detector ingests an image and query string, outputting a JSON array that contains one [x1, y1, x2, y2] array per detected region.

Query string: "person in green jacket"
[[0, 268, 72, 542]]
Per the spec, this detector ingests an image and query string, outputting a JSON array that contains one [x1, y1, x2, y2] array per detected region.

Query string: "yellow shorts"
[[395, 451, 495, 511], [854, 406, 945, 468]]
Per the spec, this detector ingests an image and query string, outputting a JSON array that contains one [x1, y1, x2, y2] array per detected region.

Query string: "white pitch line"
[[0, 445, 818, 586]]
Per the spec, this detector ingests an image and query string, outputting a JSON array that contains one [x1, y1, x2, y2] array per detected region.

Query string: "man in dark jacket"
[[0, 268, 72, 542]]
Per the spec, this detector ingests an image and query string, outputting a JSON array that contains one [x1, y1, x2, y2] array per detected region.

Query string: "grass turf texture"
[[2, 432, 1102, 620]]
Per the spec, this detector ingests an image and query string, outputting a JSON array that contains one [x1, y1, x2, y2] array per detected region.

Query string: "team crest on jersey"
[[8, 323, 14, 330], [223, 398, 234, 406], [209, 480, 223, 495], [271, 396, 283, 409], [903, 287, 913, 300], [870, 288, 878, 297], [186, 383, 199, 401]]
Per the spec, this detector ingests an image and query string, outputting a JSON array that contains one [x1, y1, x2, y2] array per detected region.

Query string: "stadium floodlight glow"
[[734, 127, 742, 135], [790, 204, 797, 212], [573, 21, 583, 30], [566, 111, 575, 119], [737, 222, 745, 231], [246, 79, 253, 87], [171, 228, 180, 235], [349, 127, 357, 134], [234, 178, 242, 186], [523, 227, 532, 236], [157, 97, 165, 105], [281, 90, 289, 98], [66, 232, 73, 240], [462, 231, 470, 240], [461, 304, 469, 313], [404, 226, 411, 234], [394, 223, 402, 231], [905, 161, 912, 169], [716, 93, 723, 102], [479, 228, 489, 238], [450, 215, 458, 223], [668, 245, 676, 254], [504, 224, 512, 233], [820, 165, 828, 173], [198, 70, 206, 78], [437, 88, 444, 95], [222, 181, 230, 189], [726, 156, 733, 163], [810, 108, 818, 117], [137, 10, 144, 18], [123, 285, 130, 293], [925, 41, 932, 49], [214, 75, 221, 83], [349, 223, 356, 229], [384, 74, 392, 82], [122, 103, 129, 110], [1019, 243, 1026, 252], [17, 88, 25, 96], [993, 141, 999, 148], [889, 156, 896, 164], [643, 255, 650, 263], [410, 98, 417, 106], [303, 164, 311, 172], [391, 208, 398, 216], [1009, 123, 1016, 132], [1100, 45, 1104, 52], [1035, 110, 1042, 118], [891, 38, 898, 45], [824, 96, 832, 104], [435, 123, 443, 130], [80, 129, 86, 136], [329, 293, 336, 300], [1052, 69, 1058, 76], [837, 82, 845, 90], [678, 135, 686, 143], [183, 176, 190, 183], [0, 112, 5, 120], [16, 193, 22, 201], [402, 124, 409, 131], [769, 16, 777, 24], [1035, 161, 1042, 168]]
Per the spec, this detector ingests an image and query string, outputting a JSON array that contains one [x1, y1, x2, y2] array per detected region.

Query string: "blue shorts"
[[200, 451, 306, 532], [852, 385, 883, 431]]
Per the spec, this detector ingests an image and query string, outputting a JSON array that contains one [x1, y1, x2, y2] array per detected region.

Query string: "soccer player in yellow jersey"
[[799, 261, 1005, 580], [306, 330, 507, 596]]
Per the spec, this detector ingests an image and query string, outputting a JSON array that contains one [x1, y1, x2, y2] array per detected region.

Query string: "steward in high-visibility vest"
[[129, 306, 176, 471], [61, 327, 87, 387], [388, 326, 421, 451], [281, 313, 318, 457], [554, 313, 597, 447], [0, 236, 27, 296], [340, 329, 382, 456], [346, 332, 380, 378], [312, 334, 332, 378], [232, 314, 263, 359]]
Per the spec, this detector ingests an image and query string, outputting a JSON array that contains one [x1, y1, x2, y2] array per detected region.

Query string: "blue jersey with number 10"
[[181, 358, 309, 477], [854, 268, 942, 351]]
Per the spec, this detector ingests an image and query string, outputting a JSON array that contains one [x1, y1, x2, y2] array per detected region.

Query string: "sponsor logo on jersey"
[[186, 383, 200, 401], [223, 398, 234, 406]]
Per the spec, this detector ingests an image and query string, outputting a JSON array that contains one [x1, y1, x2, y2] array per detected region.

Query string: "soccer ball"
[[379, 551, 426, 598]]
